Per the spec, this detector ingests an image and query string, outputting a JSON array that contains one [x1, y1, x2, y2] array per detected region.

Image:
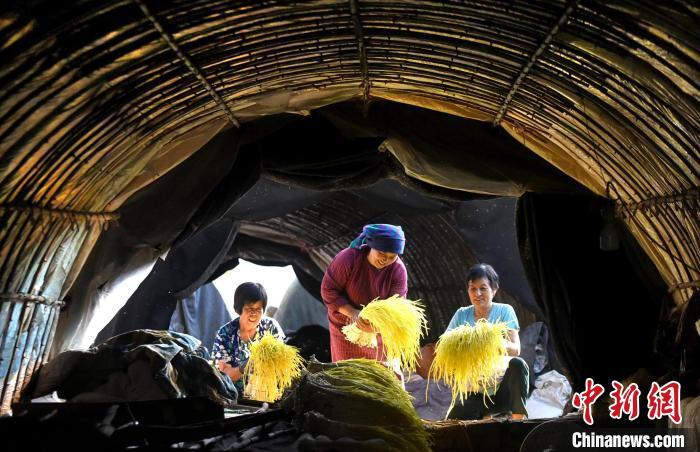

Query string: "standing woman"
[[212, 282, 284, 395], [321, 224, 407, 362]]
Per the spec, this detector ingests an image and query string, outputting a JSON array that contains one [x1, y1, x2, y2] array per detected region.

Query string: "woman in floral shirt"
[[212, 282, 284, 395]]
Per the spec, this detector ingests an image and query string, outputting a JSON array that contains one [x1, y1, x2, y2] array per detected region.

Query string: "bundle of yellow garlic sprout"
[[428, 319, 509, 407], [342, 295, 427, 371], [244, 332, 304, 402], [308, 359, 431, 452], [341, 324, 378, 348]]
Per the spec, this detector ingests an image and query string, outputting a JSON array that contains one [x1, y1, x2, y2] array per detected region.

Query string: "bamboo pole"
[[10, 301, 45, 402], [0, 300, 34, 413]]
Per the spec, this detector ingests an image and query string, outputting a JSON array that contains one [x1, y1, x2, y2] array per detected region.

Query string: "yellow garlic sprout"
[[428, 319, 509, 408], [342, 295, 427, 371], [244, 332, 303, 402]]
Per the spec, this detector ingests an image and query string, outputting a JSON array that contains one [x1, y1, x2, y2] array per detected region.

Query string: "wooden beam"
[[349, 0, 370, 107], [0, 203, 118, 225], [492, 0, 581, 126], [133, 0, 240, 128]]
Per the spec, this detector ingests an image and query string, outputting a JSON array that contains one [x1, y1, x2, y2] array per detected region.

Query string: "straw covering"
[[295, 358, 431, 452], [342, 295, 427, 370], [244, 332, 303, 402]]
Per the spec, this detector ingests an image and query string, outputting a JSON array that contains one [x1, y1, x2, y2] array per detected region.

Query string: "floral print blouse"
[[212, 316, 285, 392]]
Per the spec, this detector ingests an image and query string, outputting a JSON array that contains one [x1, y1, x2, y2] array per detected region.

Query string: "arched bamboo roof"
[[0, 1, 697, 413]]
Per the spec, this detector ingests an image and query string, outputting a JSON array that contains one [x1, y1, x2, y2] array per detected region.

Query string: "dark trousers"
[[447, 357, 529, 420]]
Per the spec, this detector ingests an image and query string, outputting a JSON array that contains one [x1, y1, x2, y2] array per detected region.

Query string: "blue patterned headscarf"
[[349, 224, 405, 254]]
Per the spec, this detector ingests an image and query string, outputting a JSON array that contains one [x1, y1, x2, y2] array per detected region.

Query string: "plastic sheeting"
[[60, 102, 581, 352], [168, 283, 232, 353], [273, 280, 328, 333], [25, 330, 238, 406], [100, 176, 541, 345], [517, 193, 667, 390], [524, 370, 572, 420], [56, 103, 663, 394]]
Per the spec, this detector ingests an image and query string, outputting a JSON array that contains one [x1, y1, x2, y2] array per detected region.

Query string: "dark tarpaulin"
[[221, 234, 327, 306], [67, 101, 586, 352], [54, 127, 241, 352], [25, 330, 237, 405], [275, 280, 329, 333], [319, 102, 580, 196], [168, 283, 232, 354], [95, 228, 327, 346], [100, 177, 544, 345], [454, 197, 542, 318], [516, 193, 667, 390], [94, 218, 240, 345]]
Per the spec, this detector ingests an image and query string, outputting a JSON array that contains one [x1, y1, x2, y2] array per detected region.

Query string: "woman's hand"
[[504, 329, 521, 356], [355, 315, 375, 333], [217, 361, 244, 381], [338, 304, 375, 333]]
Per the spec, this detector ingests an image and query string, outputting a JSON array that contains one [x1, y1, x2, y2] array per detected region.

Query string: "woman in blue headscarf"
[[321, 224, 408, 361]]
